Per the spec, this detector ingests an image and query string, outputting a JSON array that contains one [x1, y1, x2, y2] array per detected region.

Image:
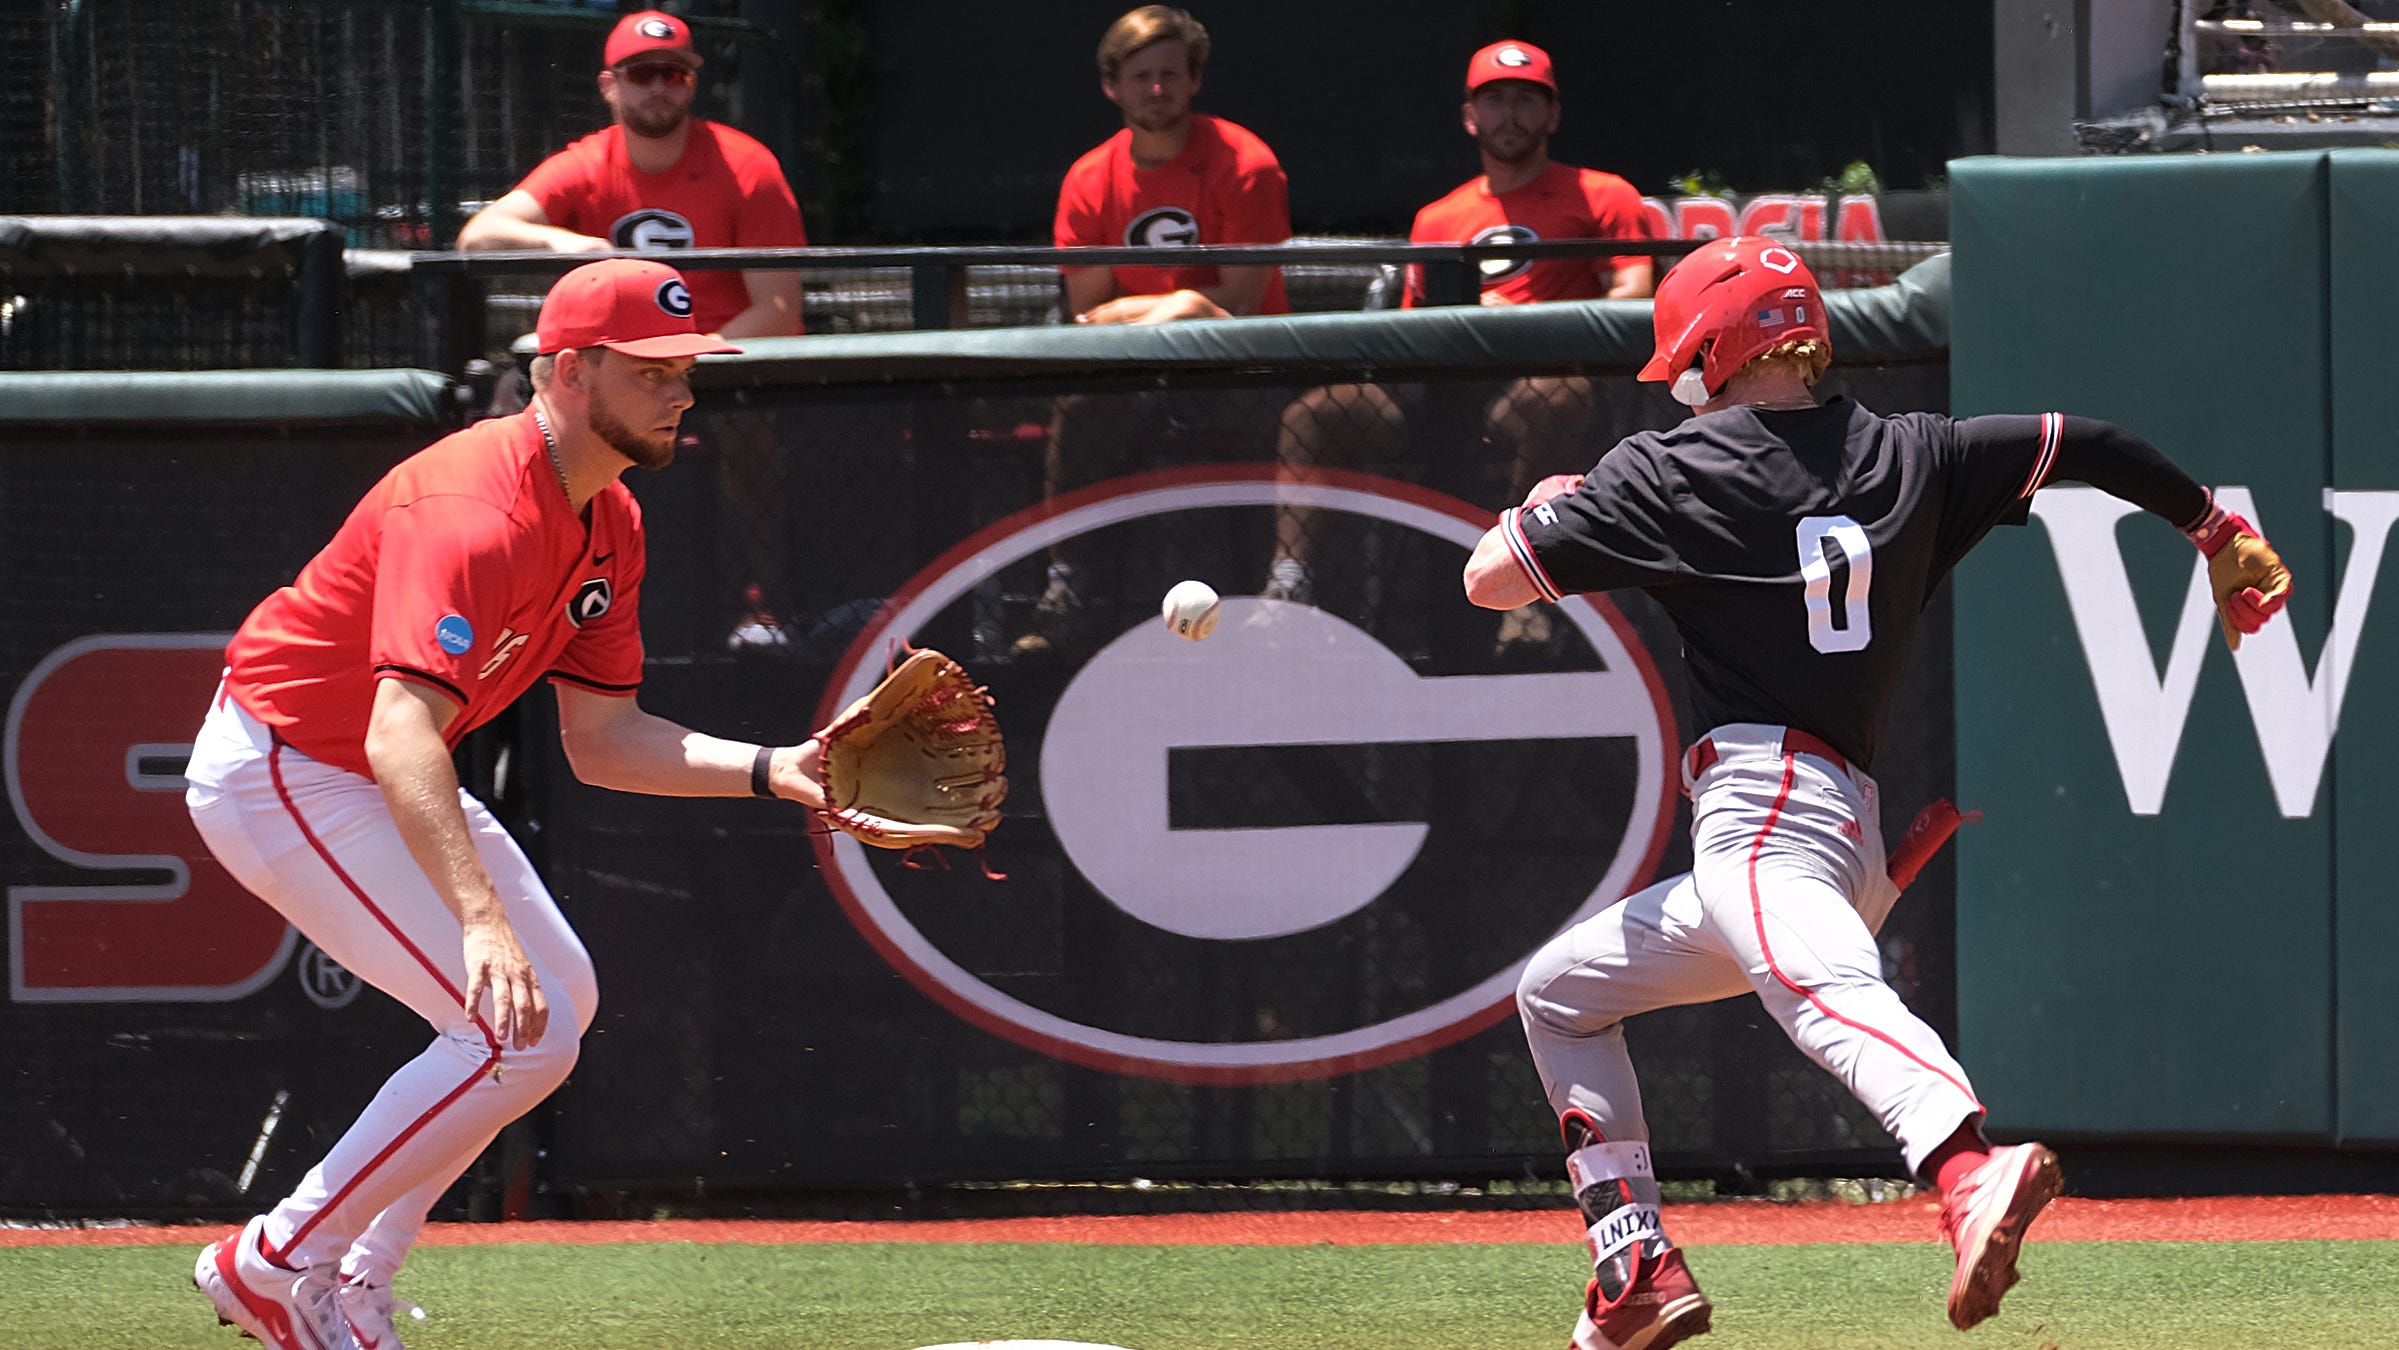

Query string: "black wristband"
[[750, 744, 777, 799]]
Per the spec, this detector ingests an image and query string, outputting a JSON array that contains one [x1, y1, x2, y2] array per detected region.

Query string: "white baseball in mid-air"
[[1160, 579, 1221, 641]]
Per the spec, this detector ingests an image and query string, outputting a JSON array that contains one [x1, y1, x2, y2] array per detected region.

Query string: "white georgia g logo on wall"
[[812, 466, 1677, 1083]]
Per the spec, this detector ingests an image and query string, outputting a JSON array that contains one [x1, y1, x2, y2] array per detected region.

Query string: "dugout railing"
[[0, 217, 1942, 373], [406, 237, 1948, 376]]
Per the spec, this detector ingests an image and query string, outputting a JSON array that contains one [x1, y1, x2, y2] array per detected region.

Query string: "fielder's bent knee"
[[1516, 938, 1619, 1039]]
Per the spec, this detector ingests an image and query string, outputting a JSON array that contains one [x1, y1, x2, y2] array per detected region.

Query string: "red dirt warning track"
[[7, 1196, 2397, 1248]]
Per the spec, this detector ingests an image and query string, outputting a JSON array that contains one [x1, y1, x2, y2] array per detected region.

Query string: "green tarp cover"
[[701, 253, 1949, 387], [0, 215, 341, 276], [0, 369, 457, 427]]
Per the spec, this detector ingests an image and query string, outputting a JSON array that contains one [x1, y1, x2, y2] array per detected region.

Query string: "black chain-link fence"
[[10, 0, 798, 250], [530, 334, 1958, 1215], [0, 275, 1956, 1221]]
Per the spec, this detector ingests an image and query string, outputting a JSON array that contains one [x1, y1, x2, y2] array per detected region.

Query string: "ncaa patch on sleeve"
[[436, 615, 475, 655]]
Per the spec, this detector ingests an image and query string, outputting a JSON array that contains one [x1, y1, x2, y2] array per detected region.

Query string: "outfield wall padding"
[[1952, 149, 2399, 1149]]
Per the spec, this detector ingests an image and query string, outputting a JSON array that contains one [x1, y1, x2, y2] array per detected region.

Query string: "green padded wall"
[[1951, 153, 2337, 1141], [2327, 150, 2399, 1146]]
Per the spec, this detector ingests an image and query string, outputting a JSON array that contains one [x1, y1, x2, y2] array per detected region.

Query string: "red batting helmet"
[[1638, 236, 1827, 406]]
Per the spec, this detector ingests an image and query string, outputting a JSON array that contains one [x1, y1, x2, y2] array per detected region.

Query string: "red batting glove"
[[2184, 500, 2294, 651]]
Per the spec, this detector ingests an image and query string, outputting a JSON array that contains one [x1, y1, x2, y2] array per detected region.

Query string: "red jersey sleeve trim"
[[546, 670, 640, 695], [375, 663, 468, 708], [2018, 412, 2063, 500], [1500, 507, 1565, 603]]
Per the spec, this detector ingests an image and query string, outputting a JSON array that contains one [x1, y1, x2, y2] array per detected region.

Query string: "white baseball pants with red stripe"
[[1517, 723, 1981, 1177], [185, 694, 597, 1285]]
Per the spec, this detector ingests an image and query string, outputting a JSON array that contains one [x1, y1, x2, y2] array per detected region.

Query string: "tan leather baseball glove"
[[812, 648, 1007, 853]]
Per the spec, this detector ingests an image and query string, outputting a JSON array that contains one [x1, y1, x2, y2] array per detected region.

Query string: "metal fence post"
[[54, 0, 87, 213], [295, 227, 344, 368], [412, 265, 481, 378], [911, 262, 969, 330], [424, 0, 461, 250], [1418, 258, 1473, 307]]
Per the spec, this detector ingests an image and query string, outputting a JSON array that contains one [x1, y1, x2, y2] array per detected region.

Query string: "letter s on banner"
[[7, 635, 294, 1002]]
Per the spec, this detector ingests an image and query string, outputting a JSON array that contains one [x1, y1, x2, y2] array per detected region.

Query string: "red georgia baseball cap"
[[535, 259, 742, 358], [1465, 40, 1556, 94], [605, 10, 701, 69]]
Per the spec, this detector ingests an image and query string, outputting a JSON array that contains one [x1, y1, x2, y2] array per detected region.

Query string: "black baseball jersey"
[[1504, 397, 2068, 770]]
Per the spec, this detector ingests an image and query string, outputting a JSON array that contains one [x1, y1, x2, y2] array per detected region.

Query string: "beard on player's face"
[[618, 100, 689, 140], [1466, 87, 1555, 168], [1474, 124, 1544, 165], [589, 399, 676, 470]]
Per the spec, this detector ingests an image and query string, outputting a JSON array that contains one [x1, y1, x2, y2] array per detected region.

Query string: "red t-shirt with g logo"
[[514, 121, 807, 334], [1054, 113, 1291, 314]]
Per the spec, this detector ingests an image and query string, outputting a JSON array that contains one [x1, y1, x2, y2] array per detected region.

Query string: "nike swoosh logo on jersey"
[[592, 550, 615, 565]]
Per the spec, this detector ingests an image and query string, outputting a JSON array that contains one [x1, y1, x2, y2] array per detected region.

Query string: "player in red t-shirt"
[[458, 10, 805, 339], [185, 260, 829, 1350], [1402, 41, 1653, 308], [1053, 5, 1291, 324], [1017, 7, 1296, 656], [1266, 41, 1657, 621]]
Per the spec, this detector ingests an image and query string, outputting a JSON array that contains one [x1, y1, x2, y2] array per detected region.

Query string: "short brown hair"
[[1099, 6, 1210, 81], [1739, 337, 1832, 388]]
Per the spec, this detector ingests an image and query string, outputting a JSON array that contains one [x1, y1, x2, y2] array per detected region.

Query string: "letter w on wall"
[[2033, 487, 2399, 818]]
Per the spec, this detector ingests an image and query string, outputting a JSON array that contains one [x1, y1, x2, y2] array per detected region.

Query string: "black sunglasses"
[[617, 61, 695, 89]]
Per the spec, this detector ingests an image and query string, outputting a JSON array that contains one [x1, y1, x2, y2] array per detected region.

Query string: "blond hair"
[[1737, 337, 1831, 388], [1098, 6, 1210, 81]]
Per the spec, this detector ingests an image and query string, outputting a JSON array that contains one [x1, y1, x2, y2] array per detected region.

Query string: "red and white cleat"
[[192, 1215, 358, 1350], [337, 1277, 425, 1350], [1940, 1142, 2064, 1330], [1569, 1244, 1713, 1350]]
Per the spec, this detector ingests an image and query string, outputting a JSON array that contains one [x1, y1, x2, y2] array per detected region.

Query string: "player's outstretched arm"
[[553, 683, 827, 810], [1966, 414, 2294, 651], [366, 678, 549, 1049]]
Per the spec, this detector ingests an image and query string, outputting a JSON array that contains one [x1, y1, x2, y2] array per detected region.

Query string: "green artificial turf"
[[2, 1238, 2387, 1350]]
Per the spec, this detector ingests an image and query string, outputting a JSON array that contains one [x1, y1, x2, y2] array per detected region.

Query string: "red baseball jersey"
[[1405, 162, 1652, 307], [1054, 113, 1291, 315], [222, 410, 646, 778], [514, 120, 807, 334]]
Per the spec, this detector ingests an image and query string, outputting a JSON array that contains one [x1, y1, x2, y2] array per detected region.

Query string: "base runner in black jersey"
[[1463, 236, 2293, 1350]]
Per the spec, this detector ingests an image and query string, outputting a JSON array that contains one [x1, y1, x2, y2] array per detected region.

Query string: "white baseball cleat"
[[337, 1278, 425, 1350], [193, 1215, 359, 1350], [1940, 1142, 2064, 1330]]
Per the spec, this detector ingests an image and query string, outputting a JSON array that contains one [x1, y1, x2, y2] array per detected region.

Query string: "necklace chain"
[[533, 407, 571, 503]]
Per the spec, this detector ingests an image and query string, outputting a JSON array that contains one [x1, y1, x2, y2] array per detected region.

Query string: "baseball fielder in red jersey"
[[1464, 237, 2292, 1350], [1403, 40, 1653, 307], [185, 259, 831, 1350], [1054, 5, 1291, 324], [457, 10, 805, 338]]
